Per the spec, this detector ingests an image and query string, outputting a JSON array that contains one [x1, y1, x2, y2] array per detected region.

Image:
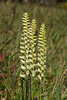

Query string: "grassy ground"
[[0, 1, 67, 100]]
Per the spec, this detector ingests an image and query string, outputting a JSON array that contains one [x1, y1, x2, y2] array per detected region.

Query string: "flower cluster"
[[20, 12, 46, 82]]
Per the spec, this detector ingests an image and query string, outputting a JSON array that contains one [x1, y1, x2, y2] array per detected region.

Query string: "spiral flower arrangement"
[[20, 12, 46, 100]]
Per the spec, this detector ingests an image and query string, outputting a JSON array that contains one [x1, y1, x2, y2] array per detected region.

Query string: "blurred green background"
[[0, 0, 67, 100]]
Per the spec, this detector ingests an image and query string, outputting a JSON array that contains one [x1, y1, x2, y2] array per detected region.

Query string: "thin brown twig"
[[2, 74, 11, 97]]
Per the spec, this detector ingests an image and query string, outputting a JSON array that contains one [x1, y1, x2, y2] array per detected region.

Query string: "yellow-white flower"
[[20, 74, 26, 78], [21, 66, 26, 71], [37, 75, 41, 81]]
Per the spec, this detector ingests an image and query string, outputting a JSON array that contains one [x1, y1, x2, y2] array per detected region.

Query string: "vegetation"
[[0, 1, 67, 100], [19, 12, 46, 100]]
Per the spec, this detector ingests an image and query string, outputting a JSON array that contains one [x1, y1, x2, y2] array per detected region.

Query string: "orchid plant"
[[20, 12, 46, 100]]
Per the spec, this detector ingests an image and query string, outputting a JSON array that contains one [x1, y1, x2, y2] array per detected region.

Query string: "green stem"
[[39, 83, 41, 100], [37, 83, 39, 100], [28, 77, 30, 100], [43, 80, 45, 100], [22, 79, 23, 100], [31, 76, 33, 100], [23, 80, 26, 100]]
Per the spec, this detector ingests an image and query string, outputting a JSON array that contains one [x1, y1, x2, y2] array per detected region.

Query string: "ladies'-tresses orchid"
[[19, 12, 46, 100]]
